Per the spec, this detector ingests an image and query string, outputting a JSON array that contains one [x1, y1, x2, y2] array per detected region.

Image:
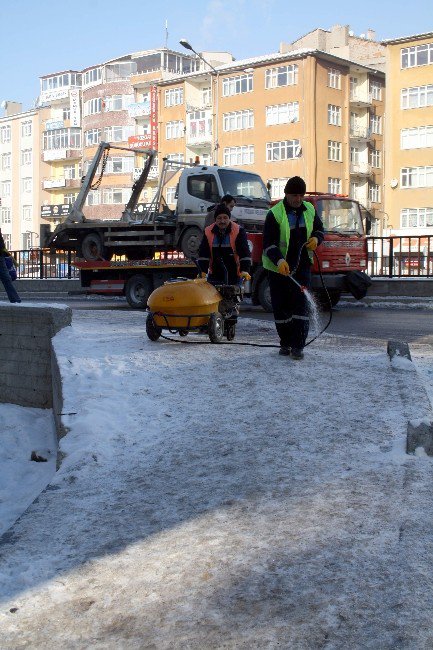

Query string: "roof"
[[382, 31, 433, 45]]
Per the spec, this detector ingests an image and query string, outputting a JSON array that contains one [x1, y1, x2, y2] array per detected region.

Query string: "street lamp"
[[180, 39, 220, 164]]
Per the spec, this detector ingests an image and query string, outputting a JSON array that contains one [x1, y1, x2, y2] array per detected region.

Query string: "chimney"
[[367, 29, 376, 41]]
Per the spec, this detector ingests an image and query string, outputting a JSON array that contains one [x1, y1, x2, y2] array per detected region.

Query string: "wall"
[[0, 304, 72, 410]]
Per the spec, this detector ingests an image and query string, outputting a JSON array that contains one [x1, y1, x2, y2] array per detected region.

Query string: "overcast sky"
[[1, 0, 432, 111]]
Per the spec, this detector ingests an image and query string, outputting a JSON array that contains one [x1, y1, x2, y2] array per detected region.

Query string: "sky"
[[1, 301, 433, 645], [1, 0, 433, 112]]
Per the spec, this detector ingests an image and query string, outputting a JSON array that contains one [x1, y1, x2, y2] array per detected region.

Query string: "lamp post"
[[179, 39, 220, 164]]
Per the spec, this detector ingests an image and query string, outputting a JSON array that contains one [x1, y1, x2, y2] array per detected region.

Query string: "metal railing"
[[9, 236, 433, 279]]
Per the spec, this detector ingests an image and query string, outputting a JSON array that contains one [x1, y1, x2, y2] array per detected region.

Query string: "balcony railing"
[[42, 148, 82, 162], [350, 163, 372, 176], [349, 127, 372, 140], [349, 92, 373, 106]]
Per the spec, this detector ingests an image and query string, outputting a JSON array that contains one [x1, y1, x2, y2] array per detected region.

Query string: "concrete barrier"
[[0, 305, 72, 440]]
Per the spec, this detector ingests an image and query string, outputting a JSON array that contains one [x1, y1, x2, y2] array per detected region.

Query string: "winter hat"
[[214, 204, 231, 219], [284, 176, 306, 195]]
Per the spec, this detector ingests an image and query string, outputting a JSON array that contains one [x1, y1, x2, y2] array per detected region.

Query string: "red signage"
[[128, 134, 153, 149]]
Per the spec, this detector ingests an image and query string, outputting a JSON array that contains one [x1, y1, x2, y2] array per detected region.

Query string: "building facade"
[[383, 32, 433, 235]]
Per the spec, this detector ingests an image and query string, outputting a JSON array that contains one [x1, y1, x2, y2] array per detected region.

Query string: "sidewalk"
[[1, 311, 433, 648]]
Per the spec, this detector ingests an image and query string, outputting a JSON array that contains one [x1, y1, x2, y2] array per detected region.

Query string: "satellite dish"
[[390, 178, 398, 188]]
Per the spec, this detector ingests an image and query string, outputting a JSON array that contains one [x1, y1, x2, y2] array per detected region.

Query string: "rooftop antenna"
[[165, 19, 168, 48]]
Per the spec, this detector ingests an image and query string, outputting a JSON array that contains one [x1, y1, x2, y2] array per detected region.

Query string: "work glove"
[[240, 271, 251, 281], [306, 236, 319, 251], [277, 259, 290, 276], [199, 271, 207, 279]]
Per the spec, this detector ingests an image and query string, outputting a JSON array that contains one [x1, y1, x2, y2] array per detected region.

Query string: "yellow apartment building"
[[157, 47, 385, 231], [0, 102, 49, 250], [383, 32, 433, 235]]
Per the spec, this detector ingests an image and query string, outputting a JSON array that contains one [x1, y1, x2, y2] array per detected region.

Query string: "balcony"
[[350, 162, 372, 177], [132, 165, 159, 181], [349, 127, 373, 142], [128, 101, 151, 118], [349, 92, 372, 108], [186, 129, 212, 147], [42, 148, 82, 162], [42, 176, 82, 190]]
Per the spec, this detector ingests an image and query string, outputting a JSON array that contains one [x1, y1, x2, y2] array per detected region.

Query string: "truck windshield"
[[316, 198, 364, 235], [217, 169, 270, 203]]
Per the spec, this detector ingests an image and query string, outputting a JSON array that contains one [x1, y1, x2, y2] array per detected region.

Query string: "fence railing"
[[9, 236, 433, 279]]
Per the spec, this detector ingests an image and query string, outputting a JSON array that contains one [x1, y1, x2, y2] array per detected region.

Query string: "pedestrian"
[[0, 228, 21, 303], [205, 194, 236, 228], [262, 176, 324, 360], [197, 204, 251, 285]]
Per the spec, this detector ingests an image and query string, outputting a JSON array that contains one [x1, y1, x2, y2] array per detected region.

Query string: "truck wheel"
[[180, 227, 203, 258], [208, 312, 224, 343], [258, 276, 273, 313], [125, 274, 152, 309], [314, 289, 342, 310], [146, 314, 162, 341], [80, 232, 113, 261]]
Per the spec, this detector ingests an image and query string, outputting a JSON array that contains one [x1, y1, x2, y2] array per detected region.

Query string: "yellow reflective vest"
[[262, 200, 315, 272]]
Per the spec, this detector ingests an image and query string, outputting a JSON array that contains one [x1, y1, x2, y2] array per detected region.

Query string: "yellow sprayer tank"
[[147, 278, 222, 328]]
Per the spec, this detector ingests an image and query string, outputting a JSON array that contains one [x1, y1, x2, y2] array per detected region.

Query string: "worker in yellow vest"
[[262, 176, 324, 360]]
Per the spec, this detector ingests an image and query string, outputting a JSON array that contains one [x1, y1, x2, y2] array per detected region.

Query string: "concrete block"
[[407, 420, 433, 456], [387, 340, 412, 361]]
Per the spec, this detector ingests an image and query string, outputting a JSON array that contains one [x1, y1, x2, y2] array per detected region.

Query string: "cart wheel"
[[208, 312, 224, 343], [226, 323, 236, 341], [146, 314, 162, 341], [179, 329, 188, 337]]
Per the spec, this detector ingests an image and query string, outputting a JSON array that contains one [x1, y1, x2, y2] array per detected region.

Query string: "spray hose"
[[157, 245, 333, 348]]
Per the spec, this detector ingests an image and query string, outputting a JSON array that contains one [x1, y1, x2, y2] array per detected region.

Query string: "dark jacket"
[[197, 222, 251, 284], [263, 199, 324, 272], [0, 232, 8, 257]]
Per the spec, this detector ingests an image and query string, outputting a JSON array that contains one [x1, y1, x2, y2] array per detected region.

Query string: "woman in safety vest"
[[197, 205, 251, 285], [262, 176, 324, 360]]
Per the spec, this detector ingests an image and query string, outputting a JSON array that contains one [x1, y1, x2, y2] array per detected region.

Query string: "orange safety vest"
[[205, 221, 241, 276]]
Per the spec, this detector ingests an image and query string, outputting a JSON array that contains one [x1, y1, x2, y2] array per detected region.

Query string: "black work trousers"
[[268, 268, 311, 350]]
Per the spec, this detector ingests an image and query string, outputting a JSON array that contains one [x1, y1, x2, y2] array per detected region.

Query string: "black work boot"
[[279, 346, 291, 356], [291, 348, 304, 360]]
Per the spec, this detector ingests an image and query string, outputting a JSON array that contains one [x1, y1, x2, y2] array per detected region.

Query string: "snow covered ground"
[[1, 307, 433, 648]]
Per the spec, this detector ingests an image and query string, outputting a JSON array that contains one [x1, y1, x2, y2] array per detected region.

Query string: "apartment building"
[[383, 32, 433, 235], [0, 101, 49, 250], [157, 46, 385, 230]]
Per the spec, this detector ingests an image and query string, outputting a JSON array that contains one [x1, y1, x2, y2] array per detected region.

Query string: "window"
[[64, 192, 78, 204], [1, 153, 11, 170], [223, 145, 254, 166], [328, 68, 341, 89], [166, 121, 184, 139], [41, 72, 82, 91], [223, 109, 254, 131], [401, 85, 433, 109], [2, 180, 11, 196], [328, 105, 341, 126], [188, 111, 212, 139], [401, 125, 433, 149], [21, 149, 32, 165], [166, 187, 177, 204], [370, 80, 382, 101], [401, 207, 433, 228], [105, 156, 134, 174], [104, 94, 134, 111], [328, 140, 342, 162], [63, 107, 71, 121], [401, 42, 433, 69], [265, 65, 298, 89], [22, 232, 32, 249], [222, 73, 253, 96], [22, 205, 32, 221], [186, 174, 219, 203], [84, 98, 102, 116], [401, 166, 433, 188], [265, 102, 299, 126], [1, 207, 11, 224], [64, 164, 79, 179], [86, 190, 101, 206], [43, 128, 81, 150], [21, 121, 32, 137], [83, 67, 102, 86], [202, 87, 211, 105], [3, 233, 11, 248], [85, 128, 102, 146], [268, 178, 288, 200], [328, 177, 341, 194], [102, 188, 129, 204], [350, 77, 358, 98], [370, 149, 381, 168], [165, 87, 183, 107], [266, 140, 301, 162], [369, 183, 381, 203], [166, 153, 184, 163], [104, 126, 134, 142], [370, 115, 382, 135], [350, 146, 359, 164], [22, 177, 32, 192], [0, 125, 11, 143]]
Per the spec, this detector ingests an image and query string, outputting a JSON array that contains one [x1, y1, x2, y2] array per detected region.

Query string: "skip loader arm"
[[65, 142, 112, 224], [121, 149, 157, 222]]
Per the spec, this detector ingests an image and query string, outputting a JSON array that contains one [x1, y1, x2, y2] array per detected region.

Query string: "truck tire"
[[125, 274, 152, 309], [180, 227, 203, 259], [314, 288, 342, 310], [80, 232, 113, 261], [258, 276, 273, 313]]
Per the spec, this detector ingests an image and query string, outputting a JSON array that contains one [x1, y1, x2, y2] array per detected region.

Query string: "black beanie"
[[214, 204, 231, 219], [284, 176, 306, 195]]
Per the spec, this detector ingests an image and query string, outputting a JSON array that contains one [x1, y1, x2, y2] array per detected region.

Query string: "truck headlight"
[[321, 261, 330, 268], [360, 260, 366, 267]]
